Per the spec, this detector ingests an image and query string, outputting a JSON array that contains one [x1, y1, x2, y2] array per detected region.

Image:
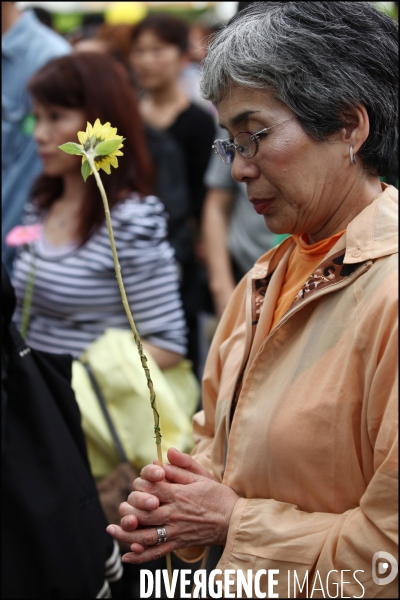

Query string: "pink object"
[[5, 224, 43, 247]]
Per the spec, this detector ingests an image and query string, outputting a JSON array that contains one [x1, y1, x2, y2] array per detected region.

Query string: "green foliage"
[[272, 233, 291, 247], [59, 142, 84, 155], [95, 139, 124, 156], [51, 6, 214, 35], [52, 12, 83, 34], [147, 6, 211, 23], [21, 114, 36, 136], [81, 160, 92, 182], [372, 2, 398, 20]]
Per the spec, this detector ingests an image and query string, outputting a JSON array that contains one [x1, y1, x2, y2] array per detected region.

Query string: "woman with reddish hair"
[[11, 52, 187, 368]]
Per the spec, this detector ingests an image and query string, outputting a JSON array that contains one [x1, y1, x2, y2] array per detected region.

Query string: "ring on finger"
[[155, 526, 167, 545]]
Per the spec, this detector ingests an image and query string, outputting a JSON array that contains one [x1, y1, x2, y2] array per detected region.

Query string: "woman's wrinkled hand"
[[106, 447, 239, 563]]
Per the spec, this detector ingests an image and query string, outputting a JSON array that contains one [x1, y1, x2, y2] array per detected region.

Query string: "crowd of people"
[[2, 1, 398, 598]]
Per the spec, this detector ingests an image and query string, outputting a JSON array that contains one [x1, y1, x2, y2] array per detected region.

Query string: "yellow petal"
[[92, 119, 102, 137], [100, 125, 110, 139], [78, 121, 123, 171], [100, 161, 111, 175]]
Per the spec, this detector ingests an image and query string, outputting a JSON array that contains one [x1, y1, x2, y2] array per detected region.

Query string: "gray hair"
[[201, 2, 398, 176]]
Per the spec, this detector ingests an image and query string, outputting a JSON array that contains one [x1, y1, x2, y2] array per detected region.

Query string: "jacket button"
[[351, 249, 361, 258]]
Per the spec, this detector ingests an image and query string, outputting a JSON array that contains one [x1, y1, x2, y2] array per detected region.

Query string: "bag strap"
[[81, 361, 129, 463]]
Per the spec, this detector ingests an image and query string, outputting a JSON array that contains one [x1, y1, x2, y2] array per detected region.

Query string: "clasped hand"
[[106, 448, 239, 563]]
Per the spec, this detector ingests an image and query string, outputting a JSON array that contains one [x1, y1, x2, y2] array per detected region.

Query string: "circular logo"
[[372, 552, 398, 586]]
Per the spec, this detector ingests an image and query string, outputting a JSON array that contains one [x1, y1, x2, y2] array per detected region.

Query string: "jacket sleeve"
[[216, 277, 398, 598], [191, 273, 250, 476], [174, 277, 249, 565]]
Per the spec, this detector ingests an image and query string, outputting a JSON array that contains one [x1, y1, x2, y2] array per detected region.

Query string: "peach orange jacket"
[[191, 184, 398, 597]]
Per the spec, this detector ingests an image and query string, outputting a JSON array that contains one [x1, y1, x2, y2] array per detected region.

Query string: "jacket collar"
[[250, 183, 398, 280], [343, 183, 398, 263]]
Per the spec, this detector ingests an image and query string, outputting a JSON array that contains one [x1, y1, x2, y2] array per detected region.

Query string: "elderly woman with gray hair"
[[108, 3, 398, 596]]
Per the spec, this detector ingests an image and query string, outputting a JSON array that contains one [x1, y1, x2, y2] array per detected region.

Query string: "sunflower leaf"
[[59, 142, 84, 155], [81, 160, 92, 182], [95, 139, 124, 156]]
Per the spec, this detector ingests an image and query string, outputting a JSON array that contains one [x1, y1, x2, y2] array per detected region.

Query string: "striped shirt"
[[12, 194, 187, 358]]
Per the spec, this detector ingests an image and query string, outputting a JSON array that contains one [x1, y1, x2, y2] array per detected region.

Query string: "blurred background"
[[16, 2, 241, 33], [15, 2, 399, 35]]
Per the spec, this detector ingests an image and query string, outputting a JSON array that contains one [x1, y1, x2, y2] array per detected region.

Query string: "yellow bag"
[[71, 329, 200, 480]]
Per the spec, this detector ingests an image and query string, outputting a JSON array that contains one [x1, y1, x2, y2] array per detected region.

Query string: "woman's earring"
[[350, 146, 357, 165]]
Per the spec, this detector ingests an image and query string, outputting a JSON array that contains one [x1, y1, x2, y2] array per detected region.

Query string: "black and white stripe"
[[96, 540, 123, 597], [96, 580, 111, 598], [104, 539, 123, 583], [12, 194, 187, 358]]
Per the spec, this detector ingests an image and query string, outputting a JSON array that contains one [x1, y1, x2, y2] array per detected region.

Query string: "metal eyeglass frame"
[[212, 117, 293, 165]]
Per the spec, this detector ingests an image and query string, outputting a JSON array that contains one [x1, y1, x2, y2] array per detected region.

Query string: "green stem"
[[86, 156, 173, 583], [21, 250, 36, 340]]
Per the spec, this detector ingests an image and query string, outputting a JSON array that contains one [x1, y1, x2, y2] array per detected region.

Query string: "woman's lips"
[[251, 199, 274, 214]]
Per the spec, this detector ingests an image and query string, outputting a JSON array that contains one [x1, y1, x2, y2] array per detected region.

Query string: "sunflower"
[[77, 118, 124, 175], [58, 118, 169, 558]]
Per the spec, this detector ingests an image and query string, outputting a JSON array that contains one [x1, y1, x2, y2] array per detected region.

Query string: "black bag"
[[1, 265, 122, 599]]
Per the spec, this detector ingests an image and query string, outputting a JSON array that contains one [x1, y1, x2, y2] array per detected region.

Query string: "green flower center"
[[84, 135, 106, 152]]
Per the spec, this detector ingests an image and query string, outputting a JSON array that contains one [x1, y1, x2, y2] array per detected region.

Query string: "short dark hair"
[[201, 2, 398, 176], [28, 52, 154, 243], [131, 13, 189, 54], [32, 7, 52, 28]]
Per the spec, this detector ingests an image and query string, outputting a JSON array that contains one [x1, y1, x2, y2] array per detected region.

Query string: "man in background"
[[2, 2, 70, 274], [202, 141, 275, 318]]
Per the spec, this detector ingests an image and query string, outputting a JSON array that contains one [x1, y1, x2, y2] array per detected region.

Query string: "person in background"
[[2, 264, 123, 599], [200, 0, 287, 321], [179, 21, 219, 120], [130, 13, 216, 378], [11, 51, 187, 369], [202, 0, 289, 321], [71, 34, 193, 319], [202, 140, 275, 318], [10, 52, 191, 598], [73, 23, 134, 82], [2, 1, 70, 276], [130, 14, 215, 222], [66, 12, 105, 46], [32, 6, 53, 29]]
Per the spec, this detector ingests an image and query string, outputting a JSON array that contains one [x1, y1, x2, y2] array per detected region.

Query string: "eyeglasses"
[[212, 118, 293, 165]]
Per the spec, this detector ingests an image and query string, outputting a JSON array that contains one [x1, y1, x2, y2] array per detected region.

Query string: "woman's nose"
[[33, 120, 49, 143], [231, 153, 259, 183]]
